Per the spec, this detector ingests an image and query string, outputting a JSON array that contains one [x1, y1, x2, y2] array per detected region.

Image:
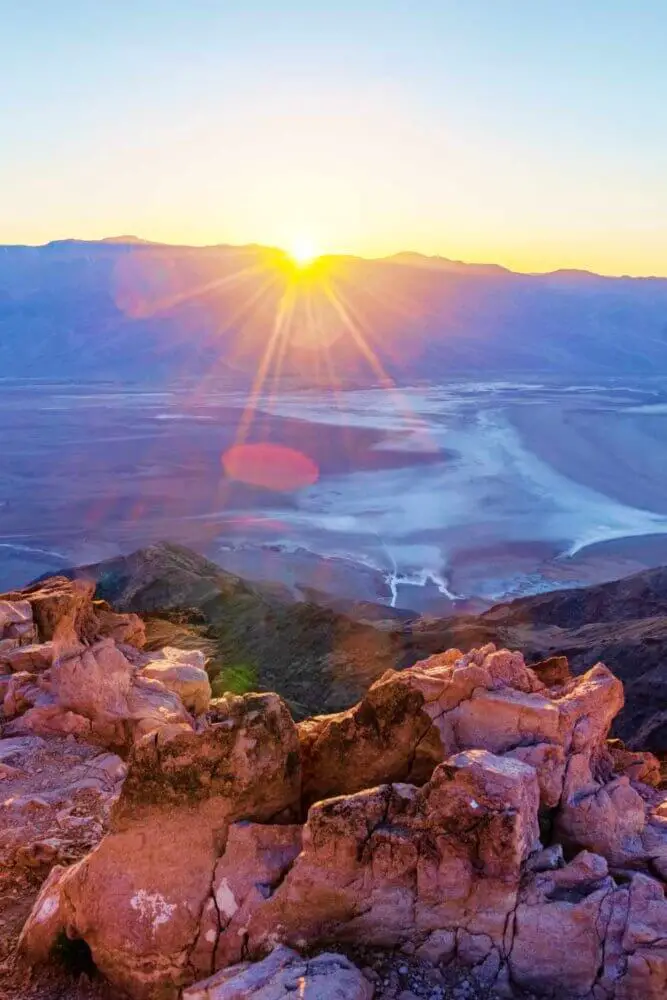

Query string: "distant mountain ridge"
[[2, 237, 667, 384]]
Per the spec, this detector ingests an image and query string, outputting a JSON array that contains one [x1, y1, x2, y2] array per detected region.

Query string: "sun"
[[287, 237, 319, 267]]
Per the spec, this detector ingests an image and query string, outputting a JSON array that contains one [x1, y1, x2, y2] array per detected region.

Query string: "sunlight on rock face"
[[222, 442, 319, 492]]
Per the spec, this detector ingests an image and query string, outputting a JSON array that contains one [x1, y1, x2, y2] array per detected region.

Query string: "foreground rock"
[[0, 735, 126, 870], [0, 580, 210, 750], [182, 946, 373, 1000], [16, 639, 667, 1000], [20, 693, 301, 999], [53, 541, 667, 747]]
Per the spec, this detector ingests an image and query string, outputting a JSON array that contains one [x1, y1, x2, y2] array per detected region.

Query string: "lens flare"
[[222, 442, 319, 492]]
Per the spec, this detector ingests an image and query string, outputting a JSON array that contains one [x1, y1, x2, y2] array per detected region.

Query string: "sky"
[[1, 0, 666, 275]]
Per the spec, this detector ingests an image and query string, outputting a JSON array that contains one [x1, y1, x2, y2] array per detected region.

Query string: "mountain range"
[[3, 238, 667, 383]]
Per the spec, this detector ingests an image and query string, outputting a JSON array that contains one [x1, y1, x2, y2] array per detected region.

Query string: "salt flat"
[[2, 376, 667, 611]]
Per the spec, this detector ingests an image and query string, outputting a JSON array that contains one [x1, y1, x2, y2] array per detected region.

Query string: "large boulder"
[[20, 692, 301, 1000], [299, 644, 623, 812], [237, 750, 540, 965]]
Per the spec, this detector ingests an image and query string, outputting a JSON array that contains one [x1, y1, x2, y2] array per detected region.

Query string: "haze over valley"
[[3, 242, 667, 613]]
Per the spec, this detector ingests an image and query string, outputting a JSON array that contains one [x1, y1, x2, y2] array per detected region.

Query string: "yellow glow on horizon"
[[286, 238, 319, 268]]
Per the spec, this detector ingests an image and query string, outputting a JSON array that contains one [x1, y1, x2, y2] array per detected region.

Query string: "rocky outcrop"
[[52, 541, 667, 750], [16, 637, 667, 1000], [0, 583, 209, 750], [0, 735, 126, 870], [0, 576, 146, 649], [299, 645, 623, 813], [19, 692, 301, 999]]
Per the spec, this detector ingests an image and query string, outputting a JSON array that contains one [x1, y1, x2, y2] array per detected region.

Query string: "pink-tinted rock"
[[555, 753, 647, 865], [7, 704, 93, 739], [0, 576, 146, 649], [2, 670, 44, 718], [0, 599, 33, 630], [510, 854, 667, 999], [510, 852, 617, 995], [503, 741, 566, 808], [240, 750, 539, 962], [1, 735, 126, 882], [25, 693, 301, 1000], [299, 649, 622, 813], [46, 639, 192, 747], [2, 641, 55, 673], [210, 822, 303, 970]]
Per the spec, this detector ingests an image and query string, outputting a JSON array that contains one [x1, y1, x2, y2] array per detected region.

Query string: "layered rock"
[[15, 639, 667, 1000]]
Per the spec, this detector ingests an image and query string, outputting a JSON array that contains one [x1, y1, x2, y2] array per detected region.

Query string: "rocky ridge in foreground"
[[58, 541, 667, 751], [2, 576, 667, 999]]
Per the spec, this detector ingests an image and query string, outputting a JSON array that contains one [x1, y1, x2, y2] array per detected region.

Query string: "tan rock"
[[528, 654, 572, 687], [298, 670, 440, 808], [18, 864, 70, 963], [138, 646, 211, 716], [607, 740, 662, 787], [93, 600, 146, 647]]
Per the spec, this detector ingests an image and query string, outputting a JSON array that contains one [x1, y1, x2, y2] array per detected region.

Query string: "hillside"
[[53, 541, 667, 750], [2, 574, 667, 1000]]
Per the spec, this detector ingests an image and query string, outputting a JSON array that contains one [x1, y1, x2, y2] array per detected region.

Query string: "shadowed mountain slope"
[[47, 541, 667, 750]]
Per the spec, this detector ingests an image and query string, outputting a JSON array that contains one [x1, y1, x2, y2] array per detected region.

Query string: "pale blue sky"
[[1, 0, 666, 273]]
